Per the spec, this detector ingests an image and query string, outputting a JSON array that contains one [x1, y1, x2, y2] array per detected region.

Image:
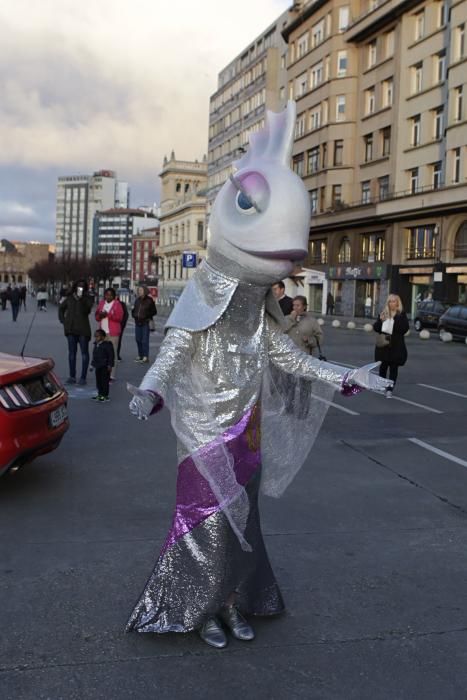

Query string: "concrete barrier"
[[419, 329, 430, 340]]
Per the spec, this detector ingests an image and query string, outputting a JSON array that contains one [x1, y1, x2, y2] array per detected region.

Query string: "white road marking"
[[313, 395, 360, 416], [390, 395, 443, 414], [418, 383, 467, 399], [408, 438, 467, 468]]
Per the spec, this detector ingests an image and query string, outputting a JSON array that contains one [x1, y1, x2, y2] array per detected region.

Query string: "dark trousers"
[[379, 361, 399, 386], [135, 323, 150, 358], [95, 366, 110, 397], [11, 303, 20, 321], [67, 335, 90, 380], [117, 323, 127, 360]]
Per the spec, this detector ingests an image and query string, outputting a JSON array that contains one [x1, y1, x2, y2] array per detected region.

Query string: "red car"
[[0, 352, 69, 475]]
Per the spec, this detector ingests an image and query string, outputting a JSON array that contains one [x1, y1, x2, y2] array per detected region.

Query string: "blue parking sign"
[[182, 252, 197, 268]]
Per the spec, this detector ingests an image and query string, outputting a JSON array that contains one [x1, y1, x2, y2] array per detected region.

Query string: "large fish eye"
[[236, 190, 256, 215]]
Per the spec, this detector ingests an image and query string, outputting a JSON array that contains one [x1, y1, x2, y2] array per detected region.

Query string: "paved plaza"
[[1, 305, 467, 699]]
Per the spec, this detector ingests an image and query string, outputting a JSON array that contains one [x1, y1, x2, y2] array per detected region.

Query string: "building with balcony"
[[283, 0, 467, 316], [206, 10, 289, 219], [156, 153, 208, 304], [55, 171, 129, 260]]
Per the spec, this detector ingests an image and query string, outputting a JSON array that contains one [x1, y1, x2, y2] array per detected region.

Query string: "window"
[[453, 147, 461, 183], [310, 107, 321, 130], [310, 239, 328, 264], [434, 107, 444, 139], [337, 51, 348, 77], [307, 146, 320, 173], [361, 181, 371, 204], [332, 184, 342, 205], [382, 126, 391, 156], [454, 221, 467, 256], [336, 95, 346, 121], [368, 40, 377, 68], [410, 167, 420, 194], [295, 113, 306, 137], [437, 1, 446, 27], [338, 237, 351, 263], [414, 10, 425, 40], [435, 51, 446, 83], [379, 176, 390, 200], [293, 154, 304, 176], [382, 79, 393, 107], [322, 142, 327, 168], [197, 221, 204, 242], [311, 61, 324, 88], [455, 86, 464, 121], [339, 6, 349, 31], [362, 234, 385, 262], [295, 72, 308, 97], [408, 226, 436, 258], [334, 139, 343, 166], [365, 87, 375, 114], [412, 63, 423, 93], [411, 114, 421, 146], [310, 189, 318, 213], [311, 19, 325, 47], [385, 30, 395, 57], [364, 133, 373, 162], [432, 161, 443, 189], [297, 32, 309, 58], [457, 24, 465, 59]]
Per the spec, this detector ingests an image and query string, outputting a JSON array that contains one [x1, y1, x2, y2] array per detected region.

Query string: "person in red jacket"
[[95, 288, 124, 380]]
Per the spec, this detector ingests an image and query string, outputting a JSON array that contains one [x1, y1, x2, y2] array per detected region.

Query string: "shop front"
[[397, 266, 434, 318], [328, 263, 388, 317], [446, 266, 467, 304]]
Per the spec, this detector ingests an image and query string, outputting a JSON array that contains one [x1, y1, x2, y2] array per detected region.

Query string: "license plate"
[[49, 405, 68, 428]]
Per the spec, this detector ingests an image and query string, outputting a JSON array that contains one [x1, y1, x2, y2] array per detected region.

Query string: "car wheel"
[[414, 319, 422, 331]]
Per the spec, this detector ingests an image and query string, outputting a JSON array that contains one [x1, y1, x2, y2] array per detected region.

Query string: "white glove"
[[346, 362, 393, 394], [127, 383, 162, 420]]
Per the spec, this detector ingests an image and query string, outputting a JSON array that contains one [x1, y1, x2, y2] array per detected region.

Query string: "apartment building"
[[55, 171, 129, 260], [95, 208, 157, 283], [131, 227, 160, 289], [284, 0, 467, 316], [156, 153, 208, 303], [206, 11, 289, 217]]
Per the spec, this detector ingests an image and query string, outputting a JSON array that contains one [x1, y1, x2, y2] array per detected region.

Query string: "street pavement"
[[1, 303, 467, 700]]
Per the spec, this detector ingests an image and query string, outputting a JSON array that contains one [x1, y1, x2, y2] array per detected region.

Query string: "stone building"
[[0, 240, 53, 289]]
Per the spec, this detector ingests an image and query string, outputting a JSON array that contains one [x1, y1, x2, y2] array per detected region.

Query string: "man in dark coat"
[[271, 280, 293, 316], [59, 279, 94, 385], [131, 286, 157, 363], [10, 286, 21, 322]]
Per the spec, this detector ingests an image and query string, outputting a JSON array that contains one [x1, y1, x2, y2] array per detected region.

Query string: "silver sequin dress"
[[126, 262, 349, 634]]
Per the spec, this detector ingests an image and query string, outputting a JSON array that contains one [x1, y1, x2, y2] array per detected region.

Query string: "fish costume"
[[126, 101, 391, 648]]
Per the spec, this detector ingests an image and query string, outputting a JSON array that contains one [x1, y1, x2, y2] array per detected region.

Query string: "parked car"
[[0, 352, 69, 475], [438, 305, 467, 340], [413, 300, 450, 331]]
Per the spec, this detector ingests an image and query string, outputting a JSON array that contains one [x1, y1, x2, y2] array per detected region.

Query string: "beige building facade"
[[0, 241, 53, 289], [284, 0, 467, 316], [206, 11, 289, 217], [156, 153, 208, 304]]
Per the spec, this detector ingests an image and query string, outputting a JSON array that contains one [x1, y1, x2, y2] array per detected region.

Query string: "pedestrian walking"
[[20, 286, 27, 310], [373, 293, 409, 398], [10, 286, 21, 322], [95, 288, 124, 380], [0, 288, 7, 311], [37, 287, 48, 311], [58, 279, 93, 385], [91, 329, 115, 402], [326, 291, 335, 315], [364, 295, 373, 318], [131, 286, 157, 363], [284, 295, 323, 356], [271, 280, 293, 315], [116, 295, 129, 361]]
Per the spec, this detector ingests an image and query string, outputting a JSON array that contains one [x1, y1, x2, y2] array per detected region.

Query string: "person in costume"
[[126, 102, 392, 649]]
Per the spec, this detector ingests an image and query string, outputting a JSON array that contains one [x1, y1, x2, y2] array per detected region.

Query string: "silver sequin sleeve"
[[267, 318, 349, 389], [139, 328, 194, 399]]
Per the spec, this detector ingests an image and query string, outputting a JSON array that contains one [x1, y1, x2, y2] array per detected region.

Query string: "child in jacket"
[[91, 329, 115, 402]]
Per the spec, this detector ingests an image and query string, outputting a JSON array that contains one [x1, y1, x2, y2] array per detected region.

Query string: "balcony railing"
[[309, 254, 327, 265], [405, 247, 436, 260]]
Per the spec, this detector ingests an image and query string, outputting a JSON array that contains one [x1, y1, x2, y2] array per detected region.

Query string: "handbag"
[[148, 318, 156, 333], [316, 340, 327, 361], [374, 332, 390, 348]]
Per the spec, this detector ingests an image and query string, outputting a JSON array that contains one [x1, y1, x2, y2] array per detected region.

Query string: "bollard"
[[419, 329, 430, 340], [363, 323, 373, 332], [332, 320, 341, 328], [317, 318, 325, 326], [440, 331, 453, 342], [347, 321, 356, 329]]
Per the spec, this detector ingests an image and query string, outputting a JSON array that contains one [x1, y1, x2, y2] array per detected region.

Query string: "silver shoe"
[[219, 605, 255, 641], [199, 617, 228, 649]]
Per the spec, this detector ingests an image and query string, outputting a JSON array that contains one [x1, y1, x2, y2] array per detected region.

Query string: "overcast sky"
[[0, 0, 290, 244]]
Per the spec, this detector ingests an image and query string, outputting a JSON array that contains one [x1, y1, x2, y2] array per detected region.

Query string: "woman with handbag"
[[95, 288, 124, 380], [373, 294, 409, 398], [131, 286, 157, 364]]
